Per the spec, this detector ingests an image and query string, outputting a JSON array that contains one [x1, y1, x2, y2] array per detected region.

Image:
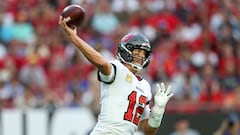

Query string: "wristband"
[[148, 106, 165, 128]]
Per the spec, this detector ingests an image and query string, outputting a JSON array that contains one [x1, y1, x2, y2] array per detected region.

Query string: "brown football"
[[61, 5, 86, 27]]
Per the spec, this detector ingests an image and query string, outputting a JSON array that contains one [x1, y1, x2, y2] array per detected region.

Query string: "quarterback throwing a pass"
[[59, 16, 174, 135]]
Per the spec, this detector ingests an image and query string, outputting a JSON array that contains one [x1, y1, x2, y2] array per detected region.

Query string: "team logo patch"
[[125, 74, 132, 83]]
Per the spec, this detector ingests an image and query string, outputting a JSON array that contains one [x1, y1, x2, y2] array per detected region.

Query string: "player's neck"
[[124, 63, 137, 74]]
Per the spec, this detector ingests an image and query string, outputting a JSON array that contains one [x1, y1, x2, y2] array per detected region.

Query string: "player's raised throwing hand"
[[59, 16, 77, 36]]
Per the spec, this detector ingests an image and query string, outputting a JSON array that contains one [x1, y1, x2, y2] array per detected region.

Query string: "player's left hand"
[[154, 82, 174, 109], [148, 82, 174, 128]]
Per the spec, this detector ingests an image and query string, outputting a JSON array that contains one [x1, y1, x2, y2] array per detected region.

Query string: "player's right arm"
[[59, 16, 112, 75]]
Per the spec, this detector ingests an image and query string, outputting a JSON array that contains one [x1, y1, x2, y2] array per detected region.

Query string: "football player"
[[59, 16, 174, 135]]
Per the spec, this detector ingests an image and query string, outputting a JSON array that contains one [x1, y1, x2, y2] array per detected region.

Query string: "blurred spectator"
[[213, 11, 240, 45], [29, 1, 60, 38], [218, 42, 240, 92], [171, 72, 200, 102], [19, 53, 47, 87], [197, 62, 224, 112], [175, 17, 201, 43], [128, 3, 157, 41], [93, 41, 114, 60], [191, 44, 219, 68], [111, 0, 140, 13], [67, 89, 83, 108], [171, 45, 201, 102], [0, 43, 7, 59], [0, 12, 15, 43], [199, 63, 219, 82], [170, 116, 200, 135], [1, 8, 36, 45], [43, 88, 60, 112], [14, 84, 38, 109], [3, 74, 25, 108], [82, 70, 100, 120], [91, 0, 119, 35], [223, 85, 240, 111], [0, 80, 11, 109], [169, 71, 201, 114], [0, 56, 16, 82], [198, 80, 224, 111], [213, 112, 240, 135]]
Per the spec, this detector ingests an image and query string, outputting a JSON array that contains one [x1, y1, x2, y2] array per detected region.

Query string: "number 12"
[[124, 91, 147, 125]]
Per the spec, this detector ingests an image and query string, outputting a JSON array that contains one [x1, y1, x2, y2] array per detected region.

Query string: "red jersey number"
[[124, 91, 147, 125]]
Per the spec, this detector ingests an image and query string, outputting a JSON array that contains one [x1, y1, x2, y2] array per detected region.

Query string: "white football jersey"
[[90, 59, 152, 135]]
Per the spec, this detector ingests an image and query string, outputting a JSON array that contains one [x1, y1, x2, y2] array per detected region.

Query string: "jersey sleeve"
[[97, 63, 116, 84]]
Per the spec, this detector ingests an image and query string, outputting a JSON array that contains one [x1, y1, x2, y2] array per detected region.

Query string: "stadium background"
[[0, 0, 240, 135]]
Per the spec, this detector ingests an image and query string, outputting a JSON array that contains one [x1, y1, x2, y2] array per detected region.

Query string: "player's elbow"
[[97, 61, 112, 75]]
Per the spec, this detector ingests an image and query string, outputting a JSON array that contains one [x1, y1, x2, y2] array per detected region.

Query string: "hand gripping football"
[[61, 4, 86, 27]]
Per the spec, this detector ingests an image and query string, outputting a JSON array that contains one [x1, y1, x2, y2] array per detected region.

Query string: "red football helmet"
[[117, 33, 152, 70]]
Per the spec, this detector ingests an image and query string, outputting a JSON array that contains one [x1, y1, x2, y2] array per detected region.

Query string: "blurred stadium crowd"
[[0, 0, 240, 118]]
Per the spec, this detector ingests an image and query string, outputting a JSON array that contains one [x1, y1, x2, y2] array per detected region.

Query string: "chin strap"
[[131, 63, 143, 71]]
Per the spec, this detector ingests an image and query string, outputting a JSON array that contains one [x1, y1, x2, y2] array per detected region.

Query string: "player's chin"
[[133, 59, 144, 65], [133, 60, 143, 65]]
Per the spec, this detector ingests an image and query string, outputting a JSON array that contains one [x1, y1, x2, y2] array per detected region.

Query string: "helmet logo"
[[142, 43, 150, 47], [121, 34, 134, 42]]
